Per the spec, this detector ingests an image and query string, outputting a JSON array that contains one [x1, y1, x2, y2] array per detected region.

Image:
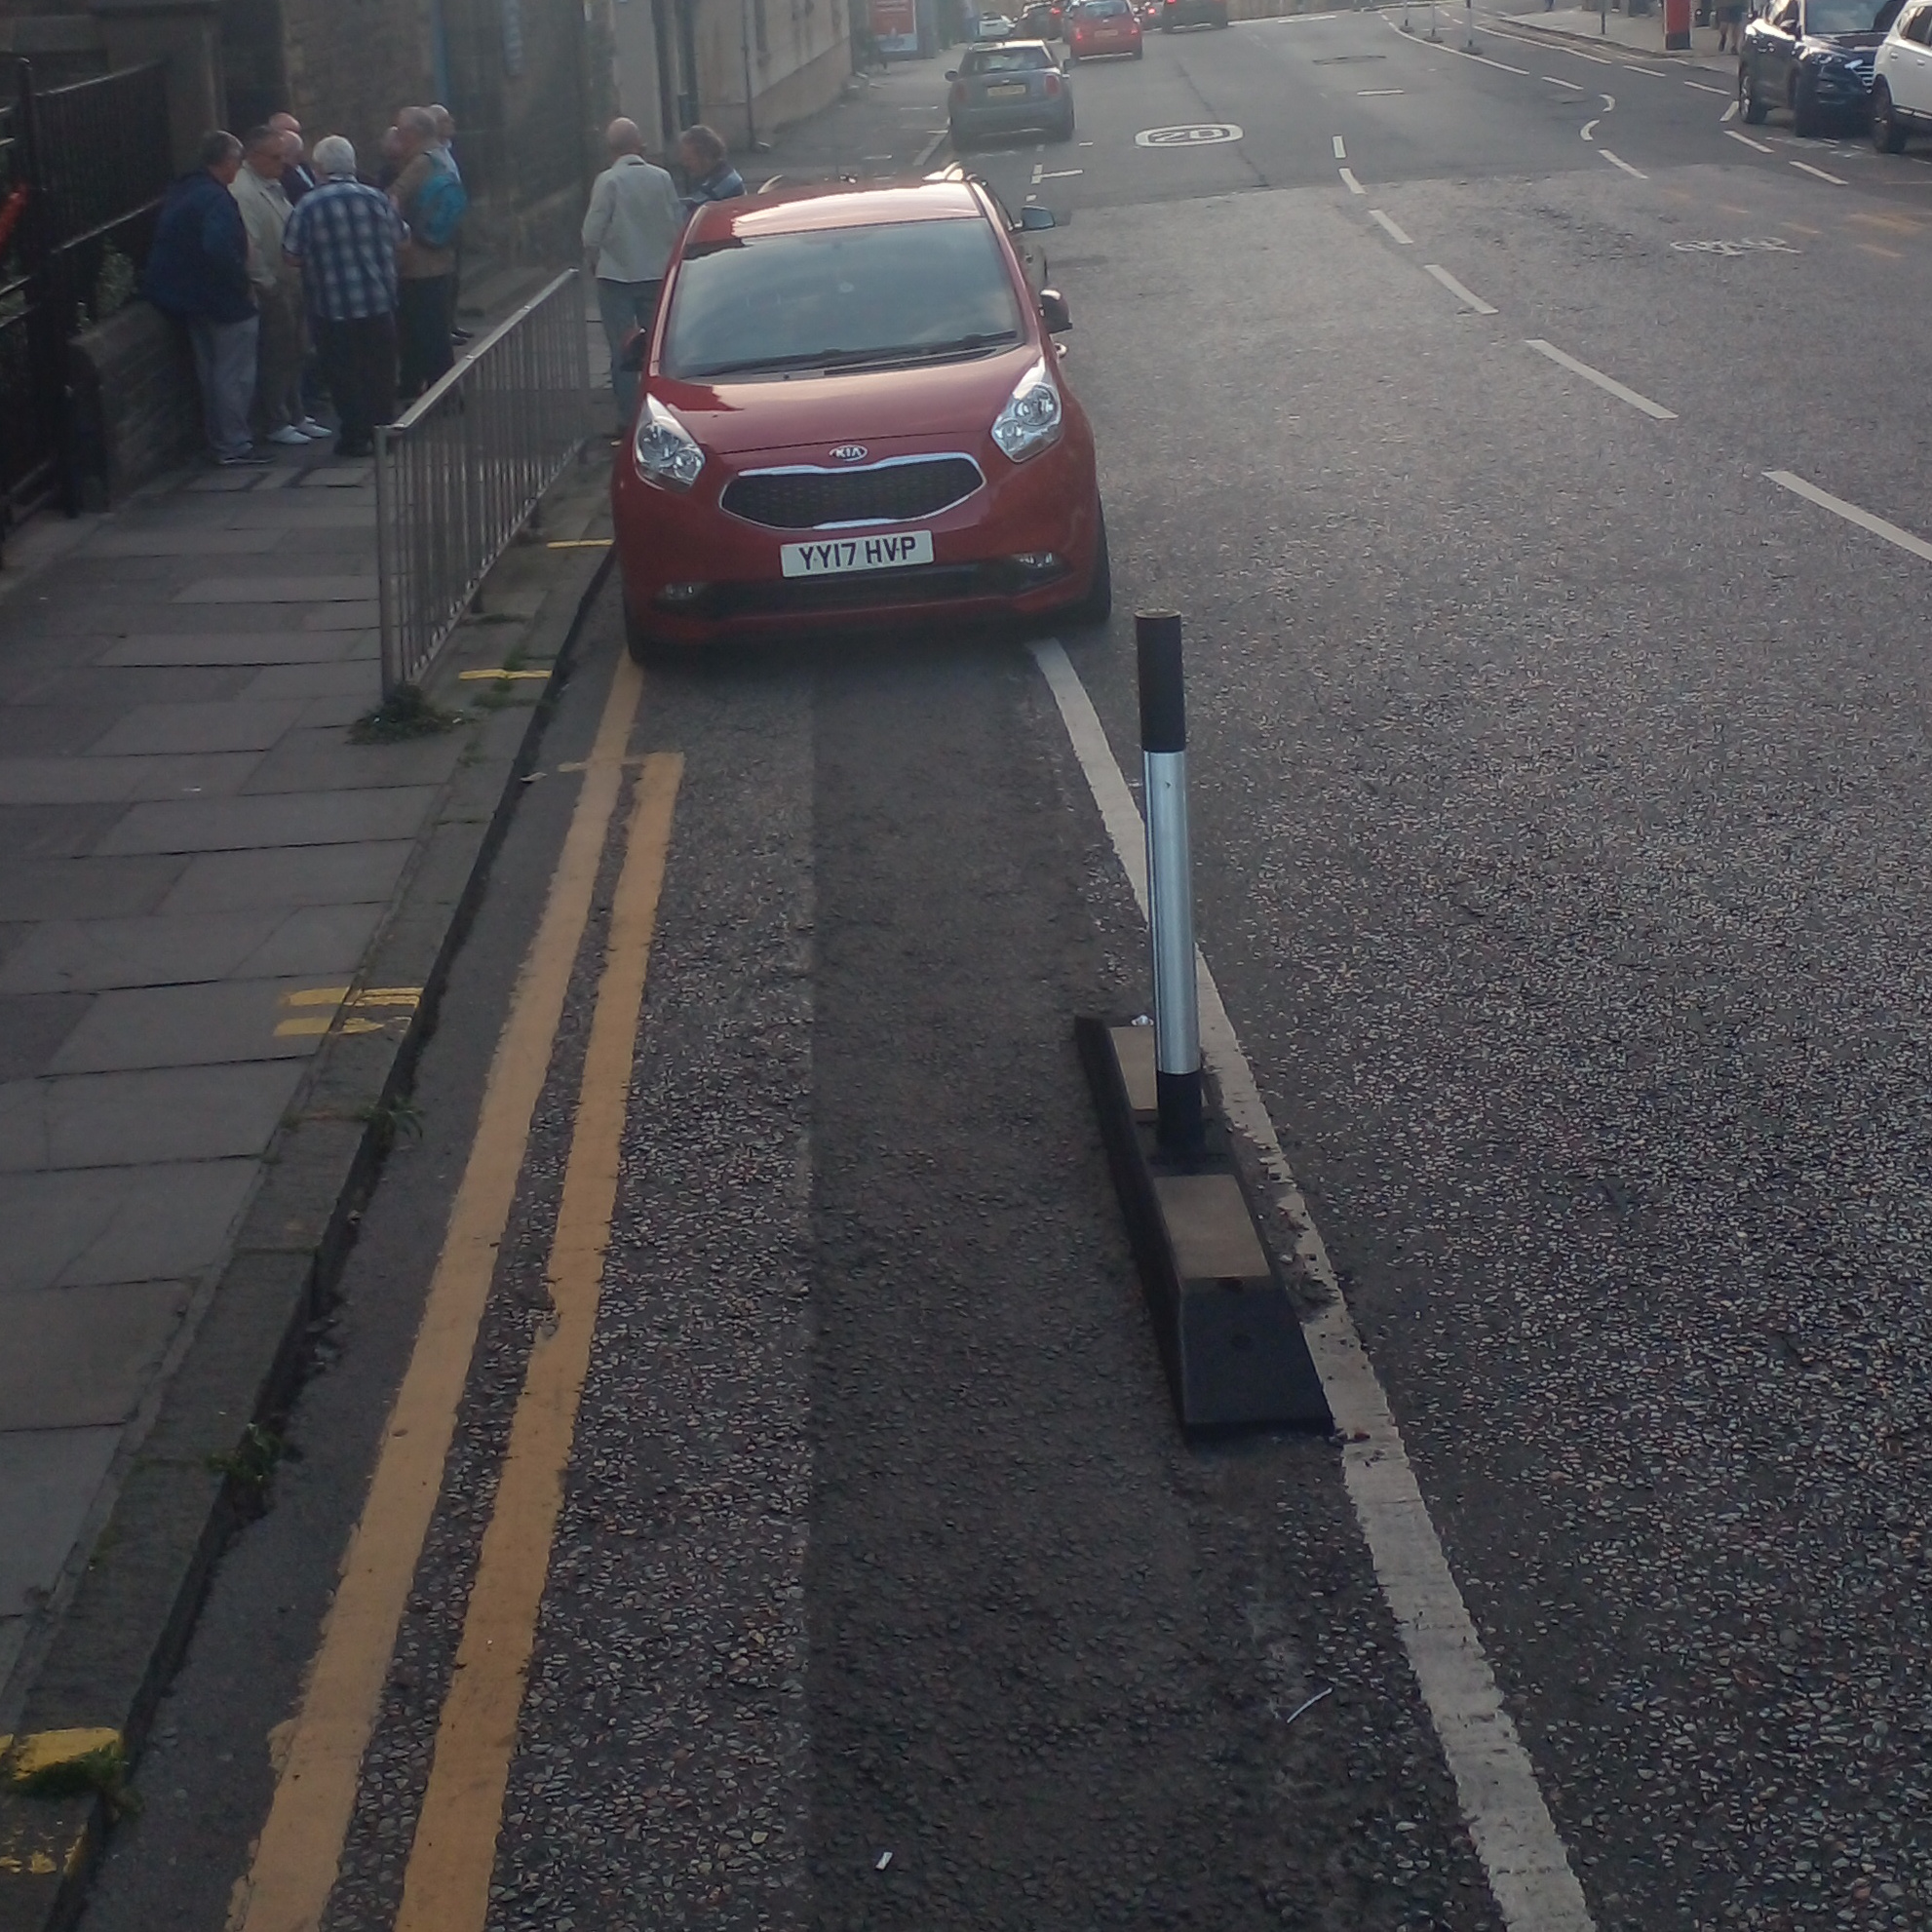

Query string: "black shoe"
[[215, 448, 273, 467]]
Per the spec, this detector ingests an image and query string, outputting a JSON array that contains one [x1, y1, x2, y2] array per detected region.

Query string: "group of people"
[[583, 120, 744, 436], [145, 102, 751, 468], [141, 103, 469, 464]]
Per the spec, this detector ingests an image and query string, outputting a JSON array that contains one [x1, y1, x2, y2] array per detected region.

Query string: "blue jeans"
[[189, 313, 259, 459], [598, 278, 662, 428]]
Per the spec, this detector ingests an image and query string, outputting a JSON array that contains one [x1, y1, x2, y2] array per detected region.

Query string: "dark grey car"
[[947, 40, 1076, 148]]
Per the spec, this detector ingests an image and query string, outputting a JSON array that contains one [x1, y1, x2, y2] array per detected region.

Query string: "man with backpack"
[[390, 105, 466, 400]]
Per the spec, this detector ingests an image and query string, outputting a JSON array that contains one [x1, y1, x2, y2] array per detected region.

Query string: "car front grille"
[[722, 457, 984, 530]]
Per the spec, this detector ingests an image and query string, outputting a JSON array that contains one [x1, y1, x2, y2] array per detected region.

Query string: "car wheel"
[[1792, 74, 1820, 136], [623, 595, 675, 669], [1873, 79, 1907, 150], [1063, 506, 1112, 629], [1741, 64, 1768, 122]]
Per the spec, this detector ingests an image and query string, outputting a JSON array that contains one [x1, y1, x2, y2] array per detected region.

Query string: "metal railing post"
[[374, 419, 400, 697]]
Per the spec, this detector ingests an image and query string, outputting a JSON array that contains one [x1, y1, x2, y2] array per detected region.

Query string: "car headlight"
[[633, 393, 705, 490], [990, 359, 1063, 463]]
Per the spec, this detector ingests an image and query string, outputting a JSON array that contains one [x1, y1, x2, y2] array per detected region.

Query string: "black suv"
[[1739, 0, 1899, 134], [1159, 0, 1229, 25]]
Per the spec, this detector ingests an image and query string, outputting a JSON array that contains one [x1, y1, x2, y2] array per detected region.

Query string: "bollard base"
[[1076, 1017, 1332, 1435]]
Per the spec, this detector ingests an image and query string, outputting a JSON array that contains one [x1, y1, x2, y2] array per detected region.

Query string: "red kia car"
[[610, 178, 1109, 661], [1067, 0, 1143, 58]]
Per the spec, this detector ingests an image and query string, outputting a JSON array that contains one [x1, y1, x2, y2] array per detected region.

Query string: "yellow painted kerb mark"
[[274, 986, 422, 1039]]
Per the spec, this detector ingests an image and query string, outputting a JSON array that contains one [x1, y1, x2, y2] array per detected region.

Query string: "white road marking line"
[[1765, 469, 1932, 562], [1790, 158, 1847, 183], [1601, 91, 1616, 108], [1423, 262, 1498, 312], [1724, 127, 1773, 151], [1581, 117, 1599, 139], [1526, 336, 1676, 417], [1622, 61, 1666, 74], [1031, 163, 1044, 182], [1370, 208, 1414, 243], [1039, 168, 1084, 176], [1333, 134, 1348, 157], [1029, 637, 1600, 1932], [1721, 97, 1739, 119], [1598, 146, 1648, 177], [1683, 78, 1727, 93], [1357, 87, 1407, 94], [1389, 18, 1532, 75], [1544, 73, 1584, 88], [1339, 165, 1366, 193]]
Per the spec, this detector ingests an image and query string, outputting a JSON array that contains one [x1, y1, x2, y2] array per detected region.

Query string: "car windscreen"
[[963, 43, 1052, 67], [1805, 0, 1887, 29], [662, 217, 1024, 381]]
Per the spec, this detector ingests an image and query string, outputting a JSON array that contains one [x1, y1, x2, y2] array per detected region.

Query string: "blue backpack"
[[414, 160, 467, 250]]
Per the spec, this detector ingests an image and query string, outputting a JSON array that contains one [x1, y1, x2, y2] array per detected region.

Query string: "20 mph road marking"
[[1599, 147, 1647, 177], [1725, 127, 1774, 152], [1371, 208, 1413, 243], [1526, 338, 1676, 418], [1030, 638, 1599, 1932], [1424, 263, 1498, 313], [1790, 158, 1847, 183], [1765, 469, 1932, 562]]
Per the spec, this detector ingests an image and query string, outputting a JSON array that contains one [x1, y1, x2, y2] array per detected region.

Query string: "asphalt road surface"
[[83, 10, 1932, 1931]]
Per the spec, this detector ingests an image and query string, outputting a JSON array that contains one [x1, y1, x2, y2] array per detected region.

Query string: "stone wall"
[[66, 299, 201, 509]]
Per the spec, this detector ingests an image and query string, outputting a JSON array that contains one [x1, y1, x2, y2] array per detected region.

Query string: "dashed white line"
[[1724, 127, 1773, 152], [1030, 163, 1044, 182], [1339, 165, 1366, 193], [1622, 61, 1667, 74], [1765, 469, 1932, 561], [1370, 208, 1414, 243], [1424, 262, 1498, 313], [1039, 168, 1083, 176], [1526, 337, 1676, 418], [1790, 157, 1847, 183], [1030, 635, 1600, 1932], [1357, 87, 1407, 94], [1387, 17, 1531, 74], [1333, 134, 1348, 157], [1581, 118, 1599, 140], [1544, 73, 1585, 89], [1721, 97, 1739, 120], [1683, 78, 1728, 93], [1598, 147, 1648, 177]]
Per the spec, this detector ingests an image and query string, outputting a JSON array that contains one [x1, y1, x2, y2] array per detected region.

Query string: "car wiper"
[[682, 330, 1020, 379]]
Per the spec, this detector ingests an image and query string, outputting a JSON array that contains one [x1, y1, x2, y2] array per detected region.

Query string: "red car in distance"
[[611, 178, 1110, 661], [1067, 0, 1144, 56]]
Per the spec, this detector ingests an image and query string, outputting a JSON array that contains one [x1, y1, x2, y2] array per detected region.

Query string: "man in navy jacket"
[[141, 131, 265, 465]]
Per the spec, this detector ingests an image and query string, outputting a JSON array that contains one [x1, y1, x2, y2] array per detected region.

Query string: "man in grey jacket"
[[582, 119, 686, 434]]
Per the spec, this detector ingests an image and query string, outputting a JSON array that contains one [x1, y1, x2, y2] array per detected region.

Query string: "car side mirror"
[[1019, 204, 1057, 230], [1039, 288, 1072, 331]]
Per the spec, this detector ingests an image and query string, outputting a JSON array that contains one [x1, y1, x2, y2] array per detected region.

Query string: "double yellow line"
[[236, 655, 680, 1932]]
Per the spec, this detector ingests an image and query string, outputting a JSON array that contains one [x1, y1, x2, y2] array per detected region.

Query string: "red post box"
[[1664, 0, 1692, 48]]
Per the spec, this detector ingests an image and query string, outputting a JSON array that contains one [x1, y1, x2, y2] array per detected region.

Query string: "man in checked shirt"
[[281, 135, 405, 459]]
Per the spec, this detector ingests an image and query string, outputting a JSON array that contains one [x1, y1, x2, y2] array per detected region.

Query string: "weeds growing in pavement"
[[206, 1422, 296, 1489], [356, 1094, 425, 1148], [352, 683, 462, 743]]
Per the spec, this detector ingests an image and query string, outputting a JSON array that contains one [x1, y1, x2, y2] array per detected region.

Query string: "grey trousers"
[[253, 283, 307, 433], [597, 278, 662, 427], [189, 312, 260, 459]]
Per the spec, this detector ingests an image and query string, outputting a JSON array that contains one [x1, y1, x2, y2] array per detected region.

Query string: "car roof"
[[967, 33, 1052, 45], [683, 179, 990, 250]]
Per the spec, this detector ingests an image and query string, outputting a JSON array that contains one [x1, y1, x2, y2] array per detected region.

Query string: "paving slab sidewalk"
[[1498, 2, 1738, 73], [0, 307, 607, 1744]]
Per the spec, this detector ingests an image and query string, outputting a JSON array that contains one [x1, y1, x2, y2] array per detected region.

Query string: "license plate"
[[780, 530, 935, 578], [986, 81, 1030, 97]]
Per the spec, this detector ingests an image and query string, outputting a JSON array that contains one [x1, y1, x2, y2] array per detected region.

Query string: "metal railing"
[[0, 58, 171, 518], [374, 267, 592, 695]]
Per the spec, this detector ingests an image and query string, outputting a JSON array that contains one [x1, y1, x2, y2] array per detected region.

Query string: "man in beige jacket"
[[231, 125, 327, 444], [582, 119, 686, 433]]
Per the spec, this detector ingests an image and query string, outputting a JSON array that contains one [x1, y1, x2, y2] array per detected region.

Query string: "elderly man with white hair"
[[582, 117, 685, 435], [281, 135, 406, 458]]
